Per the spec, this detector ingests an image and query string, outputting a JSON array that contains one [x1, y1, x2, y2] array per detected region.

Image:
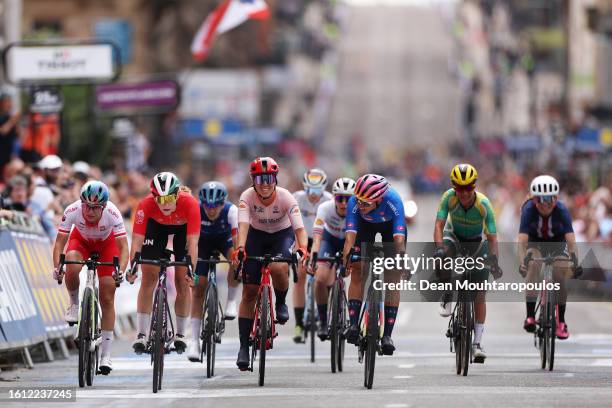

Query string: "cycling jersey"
[[345, 187, 406, 237], [313, 200, 346, 240], [519, 200, 573, 243], [293, 190, 333, 237], [133, 191, 201, 236], [58, 200, 126, 241], [238, 187, 304, 233], [436, 189, 496, 240], [200, 202, 238, 237]]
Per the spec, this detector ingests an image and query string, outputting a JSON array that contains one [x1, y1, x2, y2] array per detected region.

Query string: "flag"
[[190, 0, 270, 62]]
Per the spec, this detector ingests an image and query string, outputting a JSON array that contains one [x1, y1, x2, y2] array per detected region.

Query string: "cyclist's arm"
[[228, 203, 239, 249], [434, 218, 445, 246], [393, 233, 405, 254], [294, 227, 308, 251], [311, 232, 322, 254], [129, 233, 144, 261], [342, 231, 356, 265], [485, 233, 499, 257], [115, 235, 129, 272], [565, 232, 578, 262], [236, 222, 249, 248], [186, 234, 199, 271], [517, 233, 529, 264], [311, 206, 326, 254], [52, 232, 69, 269]]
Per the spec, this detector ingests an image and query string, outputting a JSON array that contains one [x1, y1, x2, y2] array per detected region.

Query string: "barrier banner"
[[10, 230, 71, 337], [0, 230, 47, 349]]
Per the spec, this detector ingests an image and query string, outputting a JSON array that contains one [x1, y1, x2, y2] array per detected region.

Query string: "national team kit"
[[52, 158, 581, 381]]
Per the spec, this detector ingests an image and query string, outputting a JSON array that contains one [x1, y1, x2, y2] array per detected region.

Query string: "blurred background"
[[0, 0, 610, 244]]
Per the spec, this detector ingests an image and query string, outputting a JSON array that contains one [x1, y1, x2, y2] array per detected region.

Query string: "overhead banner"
[[2, 41, 120, 85], [0, 230, 46, 349], [95, 79, 180, 113]]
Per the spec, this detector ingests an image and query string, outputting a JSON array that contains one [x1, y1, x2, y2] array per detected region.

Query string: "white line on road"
[[398, 364, 415, 368], [385, 404, 409, 408], [392, 375, 413, 379]]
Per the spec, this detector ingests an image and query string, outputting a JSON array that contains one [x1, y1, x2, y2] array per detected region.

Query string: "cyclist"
[[342, 174, 406, 356], [292, 168, 333, 342], [310, 177, 355, 340], [52, 181, 129, 374], [232, 157, 309, 370], [127, 172, 200, 354], [187, 181, 239, 362], [435, 164, 501, 363], [518, 175, 580, 340]]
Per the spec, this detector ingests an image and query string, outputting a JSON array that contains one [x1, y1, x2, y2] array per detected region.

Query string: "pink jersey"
[[238, 187, 304, 233], [58, 200, 127, 242]]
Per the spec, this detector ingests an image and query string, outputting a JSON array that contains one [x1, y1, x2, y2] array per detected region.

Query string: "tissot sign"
[[2, 41, 120, 85]]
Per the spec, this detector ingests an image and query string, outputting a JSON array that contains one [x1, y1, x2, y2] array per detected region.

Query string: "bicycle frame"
[[151, 267, 176, 353], [251, 264, 276, 353]]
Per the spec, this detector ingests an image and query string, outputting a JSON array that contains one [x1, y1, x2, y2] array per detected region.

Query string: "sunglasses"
[[155, 193, 178, 205], [357, 198, 375, 207], [453, 184, 476, 193], [535, 195, 556, 204], [203, 201, 224, 209], [82, 203, 105, 211], [335, 195, 351, 203], [307, 187, 323, 196], [253, 174, 277, 185]]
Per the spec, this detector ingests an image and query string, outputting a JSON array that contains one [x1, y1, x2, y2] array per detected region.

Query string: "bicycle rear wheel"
[[205, 284, 218, 378], [547, 302, 556, 371], [152, 288, 166, 393], [329, 282, 339, 373], [78, 288, 93, 388], [308, 281, 316, 363], [364, 292, 379, 389], [461, 301, 472, 376], [258, 288, 270, 387]]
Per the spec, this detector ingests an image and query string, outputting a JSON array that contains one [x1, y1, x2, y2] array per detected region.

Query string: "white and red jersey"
[[312, 200, 346, 240], [58, 200, 127, 242], [293, 190, 333, 237], [238, 187, 304, 233]]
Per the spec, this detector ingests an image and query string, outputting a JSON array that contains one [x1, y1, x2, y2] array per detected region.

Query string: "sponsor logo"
[[67, 205, 79, 213], [315, 219, 324, 225], [136, 209, 145, 224], [398, 225, 405, 231], [239, 202, 247, 209], [100, 226, 107, 231], [272, 206, 280, 214], [144, 239, 154, 246], [386, 200, 399, 216], [254, 206, 264, 214], [107, 208, 120, 219], [291, 206, 300, 215]]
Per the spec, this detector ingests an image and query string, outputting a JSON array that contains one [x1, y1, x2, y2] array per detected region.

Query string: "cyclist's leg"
[[237, 235, 261, 368], [381, 222, 403, 354], [438, 230, 458, 316], [552, 244, 572, 338], [524, 245, 543, 330], [97, 234, 120, 362], [171, 225, 190, 341], [293, 237, 312, 332], [222, 236, 240, 313], [315, 234, 341, 326], [135, 220, 167, 338], [269, 227, 295, 324], [190, 251, 210, 346], [64, 229, 88, 309]]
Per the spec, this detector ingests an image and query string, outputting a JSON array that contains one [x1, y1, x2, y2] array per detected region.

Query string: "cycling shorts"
[[243, 226, 295, 285], [319, 230, 344, 261], [66, 228, 119, 278], [141, 218, 188, 263], [353, 218, 405, 257], [195, 234, 233, 277]]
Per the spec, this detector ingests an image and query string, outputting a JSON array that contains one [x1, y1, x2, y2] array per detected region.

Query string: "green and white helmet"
[[150, 172, 180, 197]]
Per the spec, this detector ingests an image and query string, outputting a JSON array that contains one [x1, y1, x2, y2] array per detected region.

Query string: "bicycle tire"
[[461, 301, 472, 376], [548, 302, 556, 371], [309, 280, 316, 363], [364, 290, 379, 389], [455, 304, 462, 375], [330, 282, 339, 373], [86, 292, 99, 386], [259, 288, 270, 387], [539, 303, 547, 370], [206, 284, 218, 378], [152, 288, 165, 393], [78, 288, 92, 388], [338, 289, 346, 372]]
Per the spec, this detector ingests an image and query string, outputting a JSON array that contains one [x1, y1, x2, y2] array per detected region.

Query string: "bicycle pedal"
[[68, 322, 76, 327], [473, 355, 486, 364]]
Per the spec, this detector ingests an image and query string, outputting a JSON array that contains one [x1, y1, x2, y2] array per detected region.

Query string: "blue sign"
[[93, 19, 133, 65]]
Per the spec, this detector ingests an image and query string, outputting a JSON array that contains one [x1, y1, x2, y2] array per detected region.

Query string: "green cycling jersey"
[[436, 189, 497, 240]]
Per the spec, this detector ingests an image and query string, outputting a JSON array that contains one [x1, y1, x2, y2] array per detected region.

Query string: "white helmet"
[[332, 177, 356, 195], [303, 168, 328, 190], [530, 175, 559, 197]]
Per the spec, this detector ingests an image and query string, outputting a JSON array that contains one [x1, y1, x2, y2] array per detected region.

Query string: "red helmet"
[[249, 157, 279, 176]]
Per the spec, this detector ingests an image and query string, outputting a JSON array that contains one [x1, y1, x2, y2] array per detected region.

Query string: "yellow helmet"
[[450, 164, 478, 186]]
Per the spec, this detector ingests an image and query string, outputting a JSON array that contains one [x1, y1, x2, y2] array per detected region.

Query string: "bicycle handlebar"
[[197, 257, 231, 265], [58, 253, 121, 287], [235, 254, 298, 283], [129, 252, 194, 283]]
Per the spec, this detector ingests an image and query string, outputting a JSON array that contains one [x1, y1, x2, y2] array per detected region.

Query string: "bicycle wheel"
[[547, 302, 556, 371], [329, 282, 339, 373], [539, 303, 547, 370], [454, 305, 462, 375], [206, 284, 218, 378], [259, 288, 270, 387], [309, 281, 316, 363], [86, 293, 99, 386], [461, 301, 472, 376], [364, 291, 379, 389], [78, 288, 93, 388], [338, 289, 347, 372], [152, 288, 166, 393]]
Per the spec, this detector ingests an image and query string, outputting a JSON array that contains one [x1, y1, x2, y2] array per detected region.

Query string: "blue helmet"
[[199, 181, 228, 207], [80, 181, 109, 205]]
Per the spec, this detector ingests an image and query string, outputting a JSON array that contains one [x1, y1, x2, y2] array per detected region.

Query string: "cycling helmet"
[[450, 164, 478, 186], [530, 175, 559, 196], [249, 157, 279, 176], [332, 177, 356, 195], [80, 180, 109, 205], [302, 168, 328, 190], [354, 174, 389, 202], [150, 172, 181, 196], [199, 181, 228, 205]]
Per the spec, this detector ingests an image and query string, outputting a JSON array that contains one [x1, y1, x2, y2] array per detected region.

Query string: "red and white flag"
[[190, 0, 270, 62]]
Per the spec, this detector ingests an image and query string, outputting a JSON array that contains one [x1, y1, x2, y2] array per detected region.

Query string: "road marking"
[[385, 404, 409, 408], [591, 359, 612, 366], [393, 375, 413, 379], [398, 364, 415, 368]]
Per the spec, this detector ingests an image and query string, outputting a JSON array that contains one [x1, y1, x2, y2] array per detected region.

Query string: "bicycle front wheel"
[[454, 304, 462, 375], [86, 292, 99, 386], [364, 293, 379, 389], [308, 281, 316, 363], [329, 281, 339, 373], [539, 303, 548, 370], [78, 288, 93, 388], [152, 288, 166, 393], [461, 301, 472, 376], [547, 302, 556, 371], [258, 288, 270, 387], [205, 284, 218, 378]]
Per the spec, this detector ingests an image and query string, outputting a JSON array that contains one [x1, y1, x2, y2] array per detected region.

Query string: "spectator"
[[31, 154, 62, 214], [0, 93, 20, 181], [126, 124, 151, 172]]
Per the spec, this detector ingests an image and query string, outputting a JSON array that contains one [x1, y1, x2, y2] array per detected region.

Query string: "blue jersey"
[[519, 200, 573, 242], [345, 187, 406, 236], [200, 202, 238, 238]]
